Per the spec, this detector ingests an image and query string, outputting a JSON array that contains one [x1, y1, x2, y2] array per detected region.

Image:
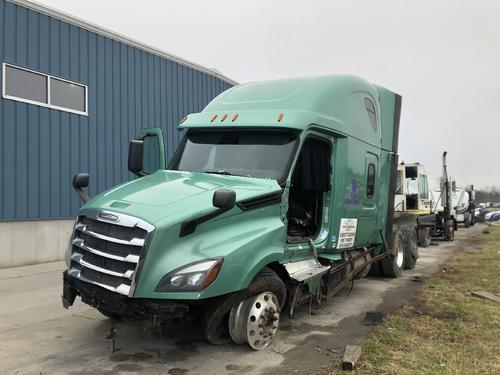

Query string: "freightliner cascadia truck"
[[63, 75, 417, 350]]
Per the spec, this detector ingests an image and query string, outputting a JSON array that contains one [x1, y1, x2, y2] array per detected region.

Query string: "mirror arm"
[[75, 187, 90, 204], [179, 206, 232, 237], [132, 170, 149, 178]]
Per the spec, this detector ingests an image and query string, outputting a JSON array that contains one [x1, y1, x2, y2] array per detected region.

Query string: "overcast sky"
[[38, 0, 500, 189]]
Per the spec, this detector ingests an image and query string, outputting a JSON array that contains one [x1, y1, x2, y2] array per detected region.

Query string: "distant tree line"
[[475, 186, 500, 203]]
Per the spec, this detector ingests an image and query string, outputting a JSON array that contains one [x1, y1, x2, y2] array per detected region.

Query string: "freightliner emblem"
[[97, 212, 119, 222]]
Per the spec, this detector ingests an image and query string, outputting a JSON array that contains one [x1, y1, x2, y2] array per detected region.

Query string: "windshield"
[[170, 129, 298, 181]]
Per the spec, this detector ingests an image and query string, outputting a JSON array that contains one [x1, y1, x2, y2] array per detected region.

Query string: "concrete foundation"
[[0, 219, 74, 269]]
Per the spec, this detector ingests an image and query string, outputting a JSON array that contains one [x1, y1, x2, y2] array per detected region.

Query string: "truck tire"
[[368, 260, 383, 277], [228, 291, 281, 350], [443, 219, 455, 241], [403, 228, 418, 270], [418, 228, 431, 248], [202, 267, 286, 346], [381, 230, 405, 278], [464, 215, 471, 228]]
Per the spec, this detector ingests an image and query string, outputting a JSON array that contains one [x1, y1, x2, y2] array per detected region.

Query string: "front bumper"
[[62, 271, 191, 319]]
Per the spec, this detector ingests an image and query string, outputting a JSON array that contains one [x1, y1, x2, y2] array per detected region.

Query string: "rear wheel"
[[368, 260, 383, 277], [381, 230, 405, 278], [418, 227, 431, 247], [404, 228, 419, 270]]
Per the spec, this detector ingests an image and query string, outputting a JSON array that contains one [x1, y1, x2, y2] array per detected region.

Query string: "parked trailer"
[[62, 75, 419, 350]]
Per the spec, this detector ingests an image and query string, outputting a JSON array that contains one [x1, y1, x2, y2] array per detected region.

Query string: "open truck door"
[[128, 128, 166, 177]]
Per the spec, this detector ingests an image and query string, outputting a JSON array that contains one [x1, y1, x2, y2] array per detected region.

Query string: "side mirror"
[[72, 173, 90, 203], [128, 139, 144, 176], [213, 189, 236, 210]]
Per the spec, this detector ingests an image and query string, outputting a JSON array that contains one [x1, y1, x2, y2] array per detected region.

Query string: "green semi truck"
[[62, 75, 417, 350]]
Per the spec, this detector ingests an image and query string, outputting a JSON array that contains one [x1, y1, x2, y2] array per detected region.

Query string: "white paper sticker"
[[337, 218, 358, 249]]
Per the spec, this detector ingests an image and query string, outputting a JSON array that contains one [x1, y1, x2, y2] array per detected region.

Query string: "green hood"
[[84, 170, 281, 226], [82, 170, 286, 300]]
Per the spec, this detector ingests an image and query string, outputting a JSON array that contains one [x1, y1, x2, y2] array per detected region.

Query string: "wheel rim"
[[396, 239, 404, 268], [229, 292, 280, 350]]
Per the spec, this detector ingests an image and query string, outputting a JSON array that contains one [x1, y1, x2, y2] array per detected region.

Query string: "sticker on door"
[[337, 218, 358, 249]]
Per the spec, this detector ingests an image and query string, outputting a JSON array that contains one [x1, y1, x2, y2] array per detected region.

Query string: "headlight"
[[155, 258, 223, 292]]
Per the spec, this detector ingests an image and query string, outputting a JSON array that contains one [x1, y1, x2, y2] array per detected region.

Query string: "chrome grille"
[[68, 209, 154, 296]]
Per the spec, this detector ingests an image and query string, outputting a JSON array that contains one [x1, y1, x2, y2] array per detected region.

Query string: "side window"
[[367, 163, 376, 198], [395, 170, 403, 195], [364, 97, 377, 131], [419, 175, 429, 199]]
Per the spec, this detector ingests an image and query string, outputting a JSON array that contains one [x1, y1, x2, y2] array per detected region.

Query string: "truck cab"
[[394, 162, 431, 214], [62, 75, 409, 350], [453, 184, 476, 227]]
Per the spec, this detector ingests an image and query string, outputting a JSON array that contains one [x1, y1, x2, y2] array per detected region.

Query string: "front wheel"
[[202, 267, 285, 347], [381, 230, 405, 278], [229, 292, 280, 350]]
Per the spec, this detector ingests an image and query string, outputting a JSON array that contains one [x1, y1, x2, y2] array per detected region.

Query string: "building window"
[[364, 97, 377, 131], [2, 63, 87, 115], [367, 163, 376, 198], [50, 77, 86, 113]]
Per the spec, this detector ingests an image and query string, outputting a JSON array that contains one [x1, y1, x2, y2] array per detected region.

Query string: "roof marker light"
[[232, 114, 239, 122], [210, 114, 218, 122], [221, 114, 228, 122], [180, 116, 188, 124], [277, 113, 284, 122]]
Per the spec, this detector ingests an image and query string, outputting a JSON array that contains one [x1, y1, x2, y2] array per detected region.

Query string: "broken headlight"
[[155, 258, 223, 292]]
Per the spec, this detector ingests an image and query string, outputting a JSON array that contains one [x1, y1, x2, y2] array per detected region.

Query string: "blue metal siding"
[[0, 0, 233, 221]]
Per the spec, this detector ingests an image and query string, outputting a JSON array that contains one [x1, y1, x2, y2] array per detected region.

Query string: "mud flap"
[[62, 272, 77, 309]]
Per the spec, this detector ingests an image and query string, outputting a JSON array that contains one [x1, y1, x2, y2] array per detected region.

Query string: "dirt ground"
[[0, 224, 485, 375]]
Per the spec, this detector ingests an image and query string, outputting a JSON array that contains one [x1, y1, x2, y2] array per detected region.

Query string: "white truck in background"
[[395, 162, 435, 247], [453, 185, 476, 227], [395, 152, 458, 245]]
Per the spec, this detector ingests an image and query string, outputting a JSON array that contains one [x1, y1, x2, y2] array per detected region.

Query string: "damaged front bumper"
[[62, 271, 191, 320]]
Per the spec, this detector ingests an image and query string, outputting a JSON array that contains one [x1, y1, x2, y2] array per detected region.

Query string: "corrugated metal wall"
[[0, 0, 233, 221]]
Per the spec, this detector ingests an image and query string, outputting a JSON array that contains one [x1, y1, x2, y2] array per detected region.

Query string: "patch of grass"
[[330, 226, 500, 375]]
